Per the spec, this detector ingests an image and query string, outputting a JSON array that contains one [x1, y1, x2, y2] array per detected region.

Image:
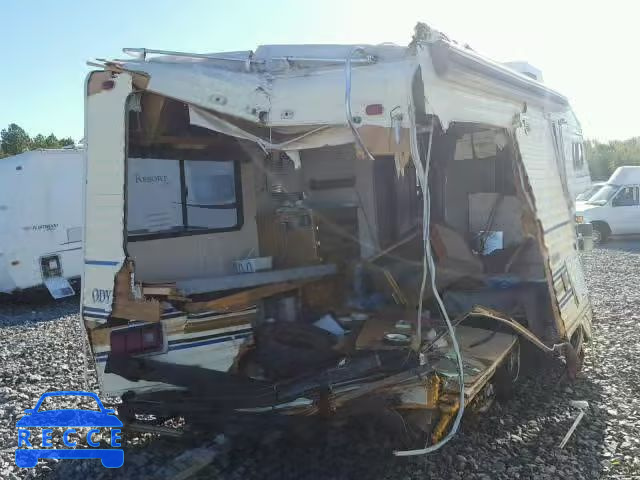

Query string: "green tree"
[[0, 124, 76, 157], [0, 123, 31, 156], [585, 137, 640, 181], [30, 133, 48, 149]]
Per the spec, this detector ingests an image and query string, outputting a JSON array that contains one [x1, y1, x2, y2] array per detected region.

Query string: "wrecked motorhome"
[[82, 24, 592, 454]]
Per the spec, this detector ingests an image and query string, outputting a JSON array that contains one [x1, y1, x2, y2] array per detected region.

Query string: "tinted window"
[[612, 186, 639, 207]]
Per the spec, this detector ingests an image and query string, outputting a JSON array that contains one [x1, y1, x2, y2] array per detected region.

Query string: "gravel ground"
[[1, 244, 639, 479]]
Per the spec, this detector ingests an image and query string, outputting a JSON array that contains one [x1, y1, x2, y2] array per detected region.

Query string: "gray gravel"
[[1, 244, 640, 479]]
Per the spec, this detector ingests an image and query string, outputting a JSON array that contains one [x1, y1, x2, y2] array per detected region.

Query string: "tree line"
[[0, 123, 75, 158], [585, 137, 640, 181]]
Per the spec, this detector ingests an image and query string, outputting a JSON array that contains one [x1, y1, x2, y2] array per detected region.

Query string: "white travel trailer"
[[83, 24, 592, 454], [0, 148, 83, 298]]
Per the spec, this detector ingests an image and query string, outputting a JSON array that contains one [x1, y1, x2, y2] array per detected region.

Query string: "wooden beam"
[[141, 93, 167, 141], [184, 280, 308, 314]]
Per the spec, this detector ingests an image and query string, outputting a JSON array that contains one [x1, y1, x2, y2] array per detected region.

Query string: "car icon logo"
[[15, 391, 124, 468]]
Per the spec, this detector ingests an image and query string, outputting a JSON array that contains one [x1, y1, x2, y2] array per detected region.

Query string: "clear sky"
[[0, 0, 636, 142]]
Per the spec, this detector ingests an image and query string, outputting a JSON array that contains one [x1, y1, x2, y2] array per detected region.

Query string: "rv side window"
[[612, 186, 639, 207], [183, 160, 240, 230], [572, 142, 584, 169], [127, 157, 242, 240]]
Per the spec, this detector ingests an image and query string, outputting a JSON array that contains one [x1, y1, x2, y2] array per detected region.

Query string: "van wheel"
[[591, 222, 609, 244], [494, 341, 520, 400]]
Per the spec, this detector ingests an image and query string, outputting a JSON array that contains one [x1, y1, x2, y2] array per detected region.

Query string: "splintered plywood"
[[111, 261, 162, 322], [184, 281, 307, 314], [432, 326, 517, 398]]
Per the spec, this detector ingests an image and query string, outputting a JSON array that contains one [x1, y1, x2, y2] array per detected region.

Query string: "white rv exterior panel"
[[0, 149, 83, 294], [82, 73, 131, 312], [514, 111, 591, 337]]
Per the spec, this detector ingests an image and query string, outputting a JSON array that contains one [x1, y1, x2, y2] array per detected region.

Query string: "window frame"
[[572, 141, 585, 169], [126, 157, 244, 242], [611, 185, 640, 208]]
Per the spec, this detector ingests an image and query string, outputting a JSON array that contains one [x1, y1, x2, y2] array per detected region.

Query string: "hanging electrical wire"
[[344, 50, 466, 455], [393, 74, 466, 457]]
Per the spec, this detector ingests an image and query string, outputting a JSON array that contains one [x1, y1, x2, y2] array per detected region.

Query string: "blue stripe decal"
[[168, 336, 235, 351], [187, 308, 256, 319], [83, 306, 185, 319], [94, 332, 252, 363], [558, 290, 574, 308], [84, 306, 109, 313], [544, 220, 572, 235], [552, 265, 567, 282], [168, 327, 253, 346], [85, 260, 120, 266]]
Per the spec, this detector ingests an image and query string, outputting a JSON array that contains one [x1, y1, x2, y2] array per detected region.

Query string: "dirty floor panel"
[[1, 244, 639, 479]]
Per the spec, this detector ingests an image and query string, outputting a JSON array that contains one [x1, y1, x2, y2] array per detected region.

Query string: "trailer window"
[[127, 158, 183, 235], [127, 158, 242, 241], [572, 142, 584, 169], [183, 160, 240, 230]]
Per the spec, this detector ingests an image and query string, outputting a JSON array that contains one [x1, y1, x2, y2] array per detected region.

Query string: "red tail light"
[[110, 323, 164, 356], [365, 104, 384, 115]]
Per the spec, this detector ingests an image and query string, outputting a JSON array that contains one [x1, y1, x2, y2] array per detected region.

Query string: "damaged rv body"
[[83, 25, 592, 452]]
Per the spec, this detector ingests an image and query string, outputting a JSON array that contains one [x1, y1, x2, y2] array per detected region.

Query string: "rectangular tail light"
[[110, 323, 164, 357]]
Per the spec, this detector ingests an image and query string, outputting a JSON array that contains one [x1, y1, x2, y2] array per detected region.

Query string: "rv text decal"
[[23, 224, 59, 232], [135, 174, 169, 184], [92, 289, 112, 304]]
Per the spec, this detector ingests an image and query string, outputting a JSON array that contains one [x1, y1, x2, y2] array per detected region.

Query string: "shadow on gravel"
[[597, 237, 640, 253], [0, 294, 79, 326], [200, 367, 607, 480], [461, 368, 607, 479], [42, 362, 607, 480]]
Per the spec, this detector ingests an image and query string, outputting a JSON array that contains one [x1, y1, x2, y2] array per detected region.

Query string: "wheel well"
[[591, 220, 611, 234]]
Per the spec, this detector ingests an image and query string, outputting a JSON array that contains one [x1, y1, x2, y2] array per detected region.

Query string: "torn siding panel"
[[82, 72, 131, 313], [560, 252, 592, 338], [93, 315, 252, 396], [133, 56, 413, 131], [138, 61, 269, 123], [514, 110, 584, 338], [189, 105, 355, 150]]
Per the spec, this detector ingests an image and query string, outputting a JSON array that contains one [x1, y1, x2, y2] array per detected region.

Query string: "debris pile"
[[0, 245, 639, 479]]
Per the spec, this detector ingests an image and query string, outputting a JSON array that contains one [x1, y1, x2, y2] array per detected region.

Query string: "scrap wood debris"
[[1, 246, 640, 479]]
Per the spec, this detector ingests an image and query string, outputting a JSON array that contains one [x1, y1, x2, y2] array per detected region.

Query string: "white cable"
[[393, 84, 465, 457], [344, 52, 465, 454]]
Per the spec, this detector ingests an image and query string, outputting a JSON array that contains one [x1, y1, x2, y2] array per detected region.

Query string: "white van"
[[576, 166, 640, 243]]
